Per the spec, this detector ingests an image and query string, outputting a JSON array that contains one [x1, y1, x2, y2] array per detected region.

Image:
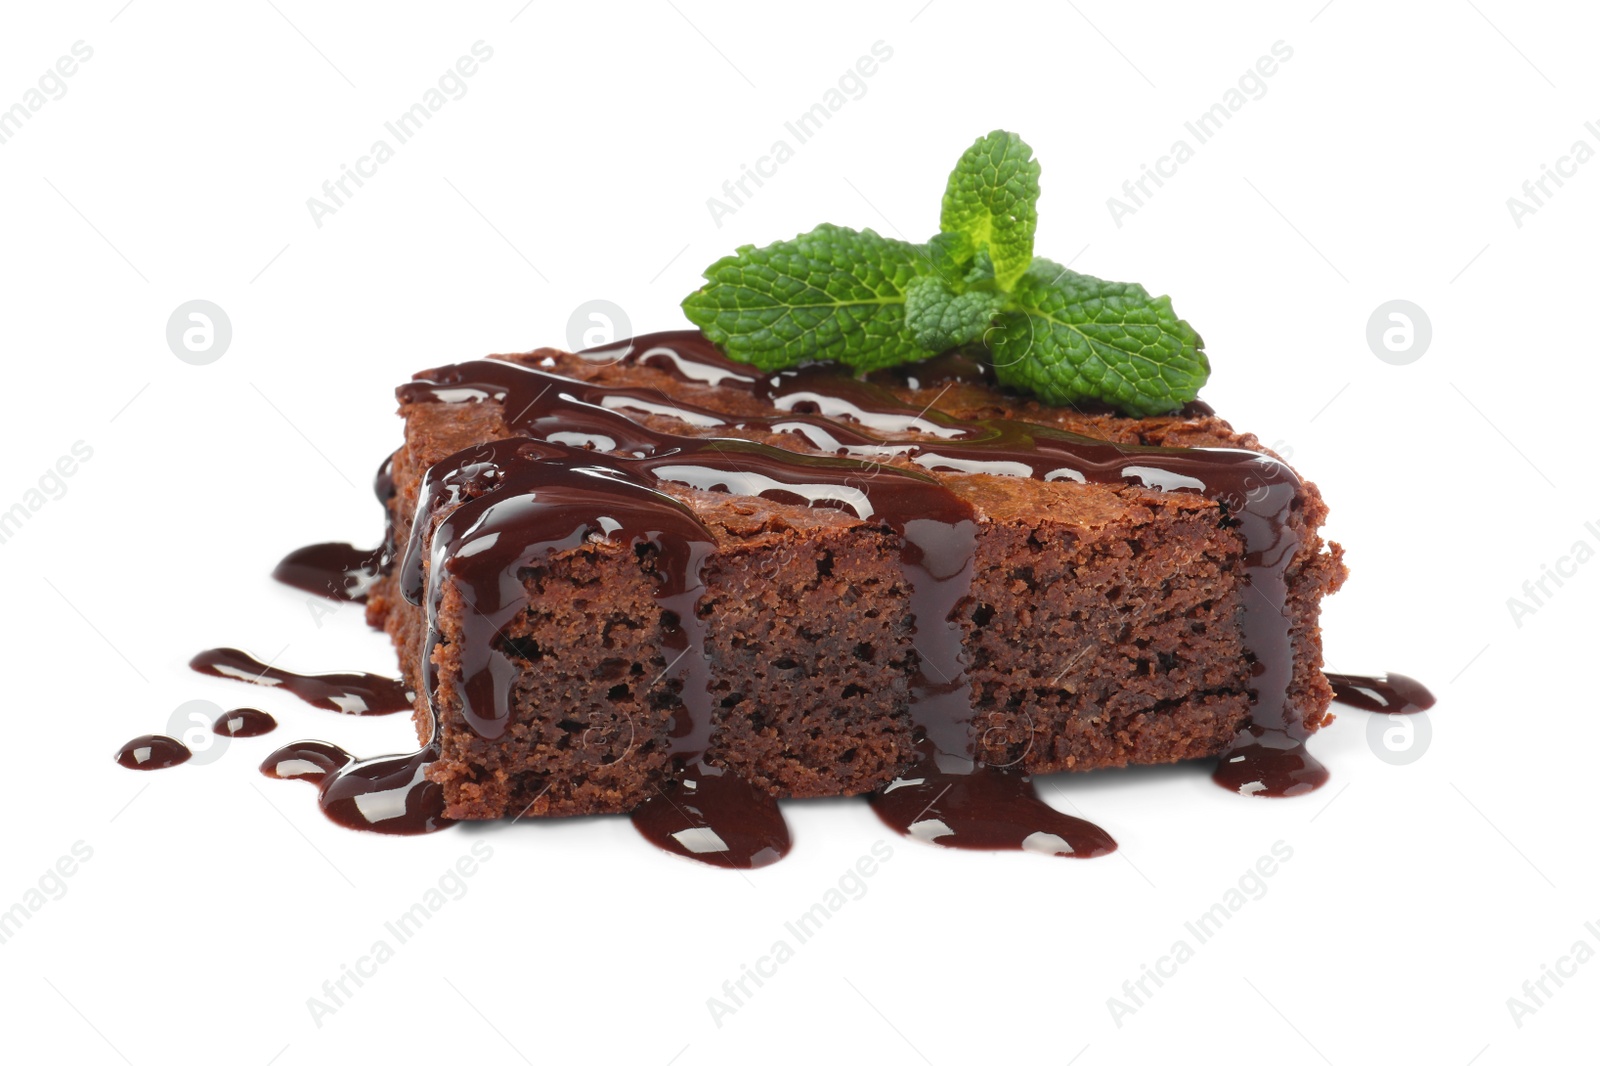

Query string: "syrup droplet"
[[190, 647, 411, 715], [868, 740, 1116, 856], [272, 542, 384, 603], [1326, 671, 1436, 715], [630, 760, 791, 869], [214, 708, 277, 737], [260, 740, 354, 784], [115, 734, 191, 771]]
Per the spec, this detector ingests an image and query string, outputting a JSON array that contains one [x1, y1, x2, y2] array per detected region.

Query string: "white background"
[[1, 1, 1595, 1063]]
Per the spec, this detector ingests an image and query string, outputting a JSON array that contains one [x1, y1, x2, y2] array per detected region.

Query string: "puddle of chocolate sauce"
[[189, 647, 410, 716], [272, 543, 384, 603], [114, 734, 191, 771], [630, 760, 791, 869], [214, 707, 278, 737], [1326, 672, 1435, 715]]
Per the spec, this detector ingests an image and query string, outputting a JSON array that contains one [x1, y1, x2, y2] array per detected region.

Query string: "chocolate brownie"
[[365, 331, 1346, 827]]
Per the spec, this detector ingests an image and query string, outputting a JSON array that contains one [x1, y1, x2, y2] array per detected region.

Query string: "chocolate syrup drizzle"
[[256, 739, 450, 834], [115, 734, 191, 771], [272, 542, 385, 603], [189, 647, 411, 716], [630, 760, 791, 869], [260, 739, 354, 783], [270, 456, 397, 604], [185, 644, 441, 833], [236, 329, 1432, 858], [214, 707, 277, 738], [1326, 672, 1435, 715], [182, 456, 452, 834]]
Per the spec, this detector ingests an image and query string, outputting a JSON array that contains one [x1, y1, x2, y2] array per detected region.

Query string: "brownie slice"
[[366, 340, 1345, 820]]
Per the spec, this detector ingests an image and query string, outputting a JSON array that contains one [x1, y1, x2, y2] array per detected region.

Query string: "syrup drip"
[[269, 454, 397, 604], [316, 749, 452, 835], [258, 740, 449, 833], [259, 740, 355, 783], [189, 647, 411, 716], [214, 707, 277, 737], [629, 760, 791, 869], [868, 739, 1116, 856], [272, 542, 384, 603], [114, 734, 191, 771], [1212, 728, 1328, 798], [1326, 672, 1435, 715]]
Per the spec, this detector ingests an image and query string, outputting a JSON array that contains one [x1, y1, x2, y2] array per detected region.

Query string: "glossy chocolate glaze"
[[214, 707, 277, 737], [316, 748, 452, 835], [272, 542, 385, 603], [115, 734, 191, 771], [270, 454, 397, 603], [397, 437, 717, 744], [259, 739, 355, 784], [189, 647, 411, 716], [258, 738, 449, 833], [1326, 672, 1435, 715], [630, 759, 791, 869], [868, 738, 1116, 856]]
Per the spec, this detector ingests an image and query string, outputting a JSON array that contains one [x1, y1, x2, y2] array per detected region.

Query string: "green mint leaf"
[[939, 130, 1040, 291], [904, 275, 1006, 352], [681, 223, 936, 373], [962, 247, 996, 289], [682, 130, 1213, 415], [926, 230, 974, 283], [986, 259, 1208, 416]]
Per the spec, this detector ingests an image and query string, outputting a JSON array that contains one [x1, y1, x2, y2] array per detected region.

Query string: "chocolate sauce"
[[316, 748, 452, 835], [239, 328, 1425, 856], [115, 734, 191, 771], [630, 760, 790, 869], [214, 707, 277, 737], [872, 351, 993, 390], [260, 740, 354, 783], [259, 739, 449, 833], [270, 454, 397, 603], [189, 647, 411, 716], [578, 334, 759, 388], [869, 738, 1116, 856], [272, 542, 385, 603], [398, 437, 717, 743], [1326, 672, 1435, 715], [1212, 730, 1327, 798]]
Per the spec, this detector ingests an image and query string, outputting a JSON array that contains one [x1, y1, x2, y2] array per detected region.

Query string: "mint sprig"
[[989, 259, 1208, 413], [938, 129, 1040, 291], [681, 131, 1209, 415], [904, 274, 1004, 352], [680, 223, 928, 373]]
